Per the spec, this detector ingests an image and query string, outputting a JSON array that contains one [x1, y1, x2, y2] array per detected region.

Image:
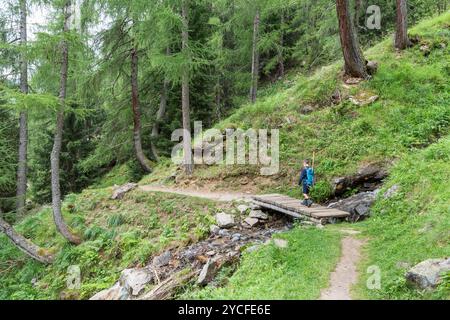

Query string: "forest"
[[0, 0, 449, 301]]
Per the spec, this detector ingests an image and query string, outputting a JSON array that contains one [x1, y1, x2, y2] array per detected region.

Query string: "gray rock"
[[300, 105, 314, 115], [406, 258, 450, 289], [152, 251, 172, 268], [249, 210, 269, 220], [111, 183, 138, 200], [90, 282, 130, 300], [198, 259, 219, 286], [215, 212, 235, 228], [243, 217, 259, 228], [218, 229, 230, 237], [366, 60, 379, 75], [250, 203, 261, 210], [237, 205, 250, 214], [384, 184, 400, 199], [328, 191, 377, 222], [210, 225, 220, 234], [206, 250, 216, 256], [120, 268, 153, 296], [273, 238, 288, 248]]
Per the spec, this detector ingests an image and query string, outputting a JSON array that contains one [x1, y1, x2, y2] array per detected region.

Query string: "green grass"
[[0, 187, 225, 300], [355, 135, 450, 300], [181, 227, 342, 300]]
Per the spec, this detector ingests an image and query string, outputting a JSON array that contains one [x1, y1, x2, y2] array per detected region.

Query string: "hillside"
[[1, 12, 449, 300]]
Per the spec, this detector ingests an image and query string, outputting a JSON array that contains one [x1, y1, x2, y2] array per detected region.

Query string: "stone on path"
[[237, 205, 250, 214], [210, 225, 220, 234]]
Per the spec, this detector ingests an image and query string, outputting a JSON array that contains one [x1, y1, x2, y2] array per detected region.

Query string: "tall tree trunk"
[[336, 0, 368, 79], [395, 0, 410, 50], [16, 0, 28, 216], [354, 0, 361, 32], [131, 45, 152, 172], [249, 9, 260, 103], [51, 0, 81, 245], [151, 48, 170, 161], [278, 11, 285, 79], [0, 214, 54, 264], [181, 0, 193, 175]]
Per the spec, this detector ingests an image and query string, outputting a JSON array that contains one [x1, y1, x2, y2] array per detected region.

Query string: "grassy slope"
[[151, 13, 450, 300], [0, 188, 223, 299]]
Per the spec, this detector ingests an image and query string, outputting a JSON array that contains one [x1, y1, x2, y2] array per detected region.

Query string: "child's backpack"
[[306, 168, 315, 186]]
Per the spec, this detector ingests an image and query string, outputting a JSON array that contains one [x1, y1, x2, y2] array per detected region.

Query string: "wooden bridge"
[[252, 194, 350, 225]]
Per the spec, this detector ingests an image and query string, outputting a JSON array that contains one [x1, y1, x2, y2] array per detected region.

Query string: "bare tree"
[[16, 0, 28, 216], [336, 0, 368, 79], [395, 0, 410, 50], [50, 0, 81, 245], [181, 0, 193, 175], [130, 43, 152, 172], [249, 9, 260, 103]]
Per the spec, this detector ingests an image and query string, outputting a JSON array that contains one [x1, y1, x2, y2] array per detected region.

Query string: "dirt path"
[[139, 185, 253, 202], [319, 235, 365, 300]]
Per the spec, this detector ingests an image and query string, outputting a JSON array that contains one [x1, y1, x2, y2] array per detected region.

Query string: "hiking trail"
[[319, 231, 365, 300]]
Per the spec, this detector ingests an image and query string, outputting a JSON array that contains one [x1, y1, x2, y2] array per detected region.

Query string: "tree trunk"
[[181, 0, 193, 175], [51, 1, 81, 245], [336, 0, 368, 79], [16, 0, 28, 216], [395, 0, 410, 50], [151, 48, 170, 161], [0, 215, 54, 264], [131, 45, 152, 172], [249, 9, 260, 103], [354, 0, 361, 32]]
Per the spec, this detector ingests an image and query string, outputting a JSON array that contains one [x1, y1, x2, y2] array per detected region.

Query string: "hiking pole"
[[312, 151, 316, 170]]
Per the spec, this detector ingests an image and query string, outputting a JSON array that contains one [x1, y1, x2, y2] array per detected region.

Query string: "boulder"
[[90, 282, 129, 300], [152, 251, 172, 268], [366, 61, 378, 75], [215, 212, 235, 228], [332, 164, 387, 196], [198, 259, 219, 286], [111, 183, 138, 200], [249, 210, 269, 220], [120, 268, 154, 296], [406, 258, 450, 289], [328, 191, 377, 222], [243, 217, 259, 228], [250, 203, 261, 210], [273, 239, 288, 249]]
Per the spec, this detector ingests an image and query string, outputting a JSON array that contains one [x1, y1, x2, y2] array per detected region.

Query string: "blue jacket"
[[299, 167, 308, 186]]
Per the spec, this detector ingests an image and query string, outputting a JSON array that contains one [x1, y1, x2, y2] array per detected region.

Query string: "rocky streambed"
[[90, 204, 293, 300]]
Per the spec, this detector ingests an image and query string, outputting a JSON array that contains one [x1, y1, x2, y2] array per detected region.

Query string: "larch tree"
[[130, 34, 152, 173], [50, 0, 81, 245], [395, 0, 410, 50], [335, 0, 368, 79], [181, 0, 193, 175], [249, 8, 260, 103], [16, 0, 28, 216]]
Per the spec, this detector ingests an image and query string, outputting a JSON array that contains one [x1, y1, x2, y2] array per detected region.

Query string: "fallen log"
[[139, 269, 198, 300]]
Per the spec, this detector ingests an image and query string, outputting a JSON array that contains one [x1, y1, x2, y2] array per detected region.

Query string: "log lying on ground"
[[139, 269, 198, 300]]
